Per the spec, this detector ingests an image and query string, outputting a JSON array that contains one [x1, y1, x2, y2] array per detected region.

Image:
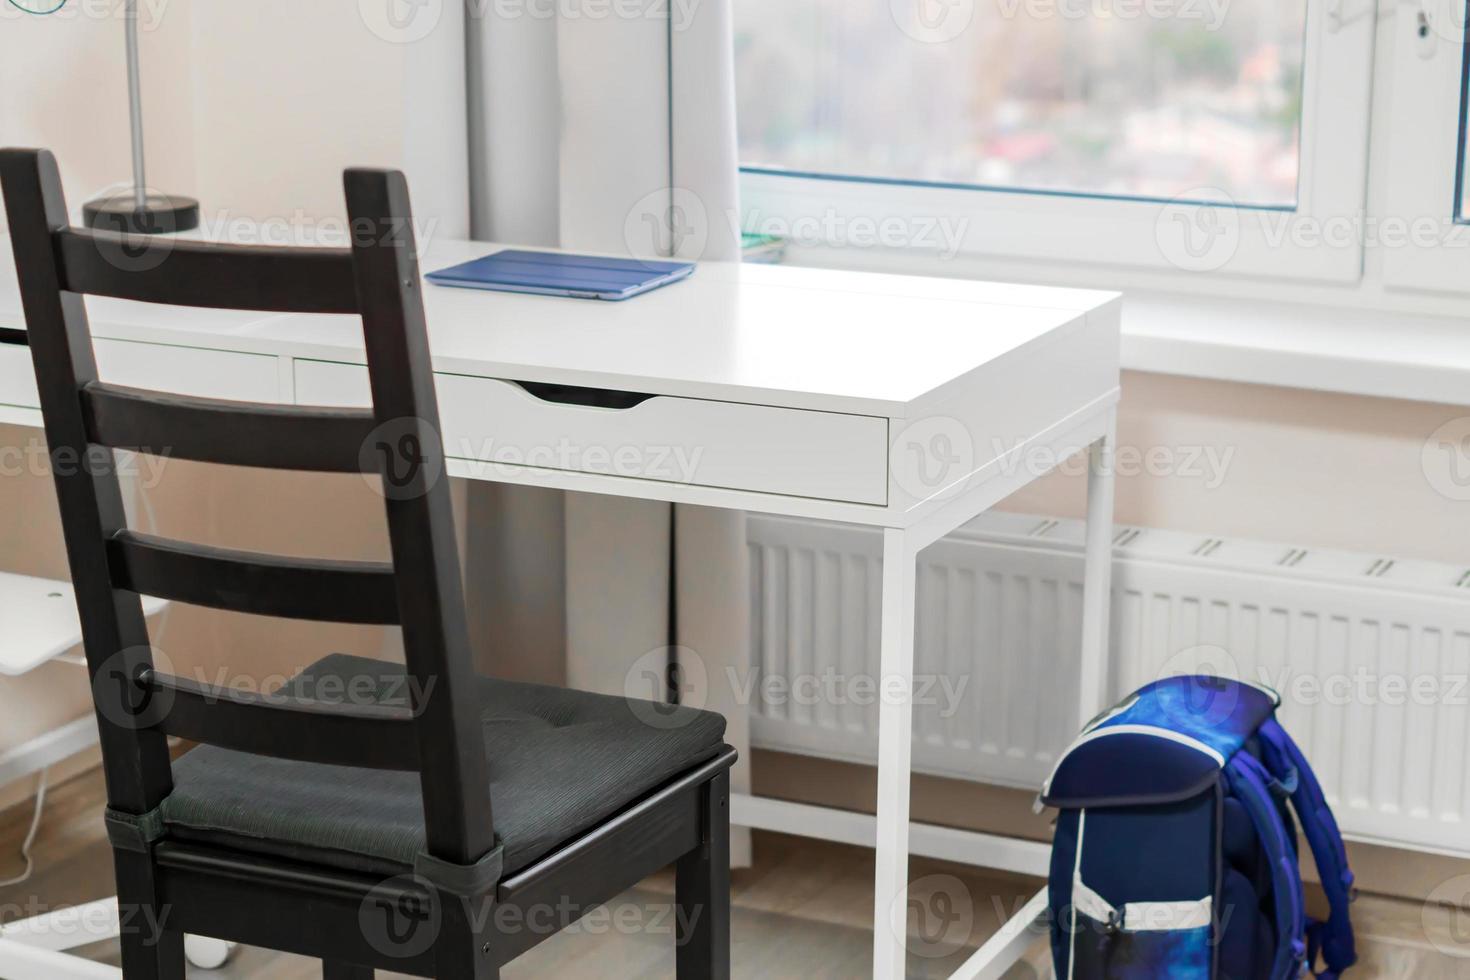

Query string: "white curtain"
[[467, 0, 752, 864]]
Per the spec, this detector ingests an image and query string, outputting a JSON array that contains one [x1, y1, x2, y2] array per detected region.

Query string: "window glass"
[[735, 0, 1308, 208]]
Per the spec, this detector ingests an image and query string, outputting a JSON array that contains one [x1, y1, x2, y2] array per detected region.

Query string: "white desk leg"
[[1077, 411, 1118, 727], [872, 527, 917, 979], [0, 897, 233, 977]]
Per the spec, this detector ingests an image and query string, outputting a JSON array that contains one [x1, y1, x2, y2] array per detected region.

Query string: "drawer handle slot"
[[0, 328, 28, 347], [512, 380, 656, 410]]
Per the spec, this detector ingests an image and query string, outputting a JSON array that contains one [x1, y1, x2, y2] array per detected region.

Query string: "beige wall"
[[0, 1, 197, 217], [1, 0, 1464, 903], [1001, 371, 1468, 566]]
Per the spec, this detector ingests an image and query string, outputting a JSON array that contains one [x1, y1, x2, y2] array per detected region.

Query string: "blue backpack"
[[1041, 675, 1356, 980]]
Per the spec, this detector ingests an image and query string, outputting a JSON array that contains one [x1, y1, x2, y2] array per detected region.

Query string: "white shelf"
[[1122, 291, 1470, 407], [0, 571, 166, 677]]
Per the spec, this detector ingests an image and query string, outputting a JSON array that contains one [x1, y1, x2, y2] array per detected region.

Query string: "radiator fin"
[[746, 514, 1470, 857]]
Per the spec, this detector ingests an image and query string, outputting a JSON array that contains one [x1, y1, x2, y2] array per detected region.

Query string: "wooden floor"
[[1, 767, 1467, 977]]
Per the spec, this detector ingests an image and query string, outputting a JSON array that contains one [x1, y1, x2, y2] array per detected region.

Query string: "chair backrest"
[[0, 148, 495, 867]]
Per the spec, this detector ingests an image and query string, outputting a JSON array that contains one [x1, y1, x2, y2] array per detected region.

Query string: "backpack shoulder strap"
[[1227, 752, 1308, 980], [1257, 718, 1358, 979]]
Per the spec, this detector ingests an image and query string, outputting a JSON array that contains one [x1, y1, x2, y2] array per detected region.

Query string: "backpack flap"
[[1041, 675, 1279, 809], [1041, 730, 1224, 810]]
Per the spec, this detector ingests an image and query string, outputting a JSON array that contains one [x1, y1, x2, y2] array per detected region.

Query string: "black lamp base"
[[83, 193, 199, 235]]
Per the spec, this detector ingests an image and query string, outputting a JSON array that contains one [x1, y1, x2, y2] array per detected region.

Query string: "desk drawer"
[[295, 360, 889, 505], [0, 336, 281, 410]]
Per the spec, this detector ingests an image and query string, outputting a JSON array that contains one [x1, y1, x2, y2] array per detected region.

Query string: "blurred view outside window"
[[1461, 49, 1470, 221], [734, 0, 1308, 208]]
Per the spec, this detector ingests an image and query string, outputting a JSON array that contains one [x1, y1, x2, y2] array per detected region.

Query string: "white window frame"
[[739, 0, 1377, 284], [1382, 0, 1470, 294]]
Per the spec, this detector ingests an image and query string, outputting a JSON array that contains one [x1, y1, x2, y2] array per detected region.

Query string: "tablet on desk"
[[425, 249, 695, 301]]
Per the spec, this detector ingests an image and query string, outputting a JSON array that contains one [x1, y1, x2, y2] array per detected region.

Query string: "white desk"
[[0, 237, 1120, 979]]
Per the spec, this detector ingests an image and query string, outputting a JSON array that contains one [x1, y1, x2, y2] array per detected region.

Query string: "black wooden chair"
[[0, 148, 735, 979]]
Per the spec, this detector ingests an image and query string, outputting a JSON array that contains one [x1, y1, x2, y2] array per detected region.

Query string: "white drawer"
[[96, 339, 282, 402], [295, 359, 889, 505], [0, 337, 281, 410]]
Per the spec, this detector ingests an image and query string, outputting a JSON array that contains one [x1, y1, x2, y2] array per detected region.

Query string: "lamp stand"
[[82, 0, 198, 235]]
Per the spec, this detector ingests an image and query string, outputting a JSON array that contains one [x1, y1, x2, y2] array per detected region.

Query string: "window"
[[1461, 48, 1470, 222], [736, 0, 1307, 207], [734, 0, 1376, 282], [1382, 0, 1470, 292]]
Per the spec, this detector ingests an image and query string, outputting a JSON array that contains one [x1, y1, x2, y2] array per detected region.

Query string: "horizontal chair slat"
[[55, 228, 359, 313], [108, 531, 399, 625], [141, 670, 419, 770], [82, 382, 378, 473]]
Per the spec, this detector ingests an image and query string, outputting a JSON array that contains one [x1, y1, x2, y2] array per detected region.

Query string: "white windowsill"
[[1120, 291, 1470, 407], [779, 240, 1470, 408]]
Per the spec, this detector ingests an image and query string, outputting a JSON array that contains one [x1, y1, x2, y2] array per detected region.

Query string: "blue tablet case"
[[426, 249, 695, 301]]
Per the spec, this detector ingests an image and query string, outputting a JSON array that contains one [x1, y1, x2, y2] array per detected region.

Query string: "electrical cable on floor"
[[0, 768, 49, 888]]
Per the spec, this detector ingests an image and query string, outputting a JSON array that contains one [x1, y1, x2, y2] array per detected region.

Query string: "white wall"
[[0, 0, 467, 231], [0, 0, 471, 810]]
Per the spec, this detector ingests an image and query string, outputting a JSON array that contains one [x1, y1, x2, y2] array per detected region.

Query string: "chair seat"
[[161, 654, 726, 878]]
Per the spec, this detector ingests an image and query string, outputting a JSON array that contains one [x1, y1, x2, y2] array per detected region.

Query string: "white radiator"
[[746, 513, 1470, 857]]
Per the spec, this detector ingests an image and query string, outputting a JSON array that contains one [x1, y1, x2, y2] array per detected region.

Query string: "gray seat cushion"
[[161, 653, 726, 877]]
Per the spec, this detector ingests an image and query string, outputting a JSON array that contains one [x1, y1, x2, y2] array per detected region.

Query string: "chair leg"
[[113, 849, 185, 980], [676, 769, 731, 979], [431, 893, 500, 980], [323, 962, 374, 979]]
